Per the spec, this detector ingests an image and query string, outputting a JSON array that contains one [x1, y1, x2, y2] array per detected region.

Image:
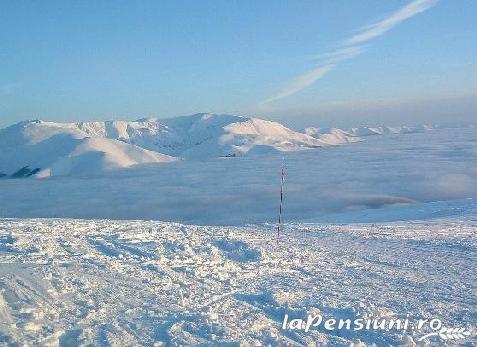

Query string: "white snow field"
[[0, 217, 476, 346]]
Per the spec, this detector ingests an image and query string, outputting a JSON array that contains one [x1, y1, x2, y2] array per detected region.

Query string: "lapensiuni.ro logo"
[[282, 314, 473, 342]]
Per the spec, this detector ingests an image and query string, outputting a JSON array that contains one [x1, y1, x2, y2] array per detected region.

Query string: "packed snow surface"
[[0, 217, 475, 346]]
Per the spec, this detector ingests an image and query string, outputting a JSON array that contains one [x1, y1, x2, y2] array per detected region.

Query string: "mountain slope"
[[0, 120, 176, 177], [304, 127, 361, 144], [37, 137, 177, 178]]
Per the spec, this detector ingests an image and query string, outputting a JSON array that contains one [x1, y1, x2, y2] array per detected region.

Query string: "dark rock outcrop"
[[10, 166, 42, 178]]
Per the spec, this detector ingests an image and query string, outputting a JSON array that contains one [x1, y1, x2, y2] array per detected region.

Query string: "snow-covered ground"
[[0, 217, 475, 346]]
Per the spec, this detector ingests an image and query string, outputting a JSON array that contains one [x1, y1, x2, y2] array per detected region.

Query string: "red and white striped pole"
[[277, 158, 285, 244]]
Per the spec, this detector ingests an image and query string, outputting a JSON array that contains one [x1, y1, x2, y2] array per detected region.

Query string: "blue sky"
[[1, 0, 476, 128]]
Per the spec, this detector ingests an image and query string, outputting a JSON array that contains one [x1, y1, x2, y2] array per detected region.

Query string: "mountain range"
[[0, 113, 433, 177]]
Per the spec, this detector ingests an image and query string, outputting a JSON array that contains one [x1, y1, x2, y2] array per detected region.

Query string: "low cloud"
[[0, 127, 475, 225]]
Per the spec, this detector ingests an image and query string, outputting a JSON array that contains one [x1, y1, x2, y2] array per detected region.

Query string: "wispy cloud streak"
[[346, 0, 435, 45], [262, 0, 436, 105], [262, 65, 334, 104], [310, 46, 366, 63]]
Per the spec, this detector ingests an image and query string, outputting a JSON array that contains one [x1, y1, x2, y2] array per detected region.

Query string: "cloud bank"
[[262, 0, 436, 104], [0, 126, 475, 225]]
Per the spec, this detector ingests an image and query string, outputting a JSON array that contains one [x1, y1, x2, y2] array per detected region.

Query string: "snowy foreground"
[[0, 218, 475, 346]]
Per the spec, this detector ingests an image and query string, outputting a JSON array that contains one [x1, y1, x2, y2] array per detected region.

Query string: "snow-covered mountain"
[[304, 127, 361, 144], [348, 125, 434, 137], [0, 120, 176, 177], [0, 114, 358, 177], [65, 113, 347, 158], [0, 113, 436, 178]]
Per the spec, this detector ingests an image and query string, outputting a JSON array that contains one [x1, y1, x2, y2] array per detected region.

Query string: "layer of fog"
[[0, 127, 476, 225], [270, 94, 477, 130]]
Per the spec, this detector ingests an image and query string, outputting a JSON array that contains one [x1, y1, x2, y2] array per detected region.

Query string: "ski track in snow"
[[0, 218, 475, 346]]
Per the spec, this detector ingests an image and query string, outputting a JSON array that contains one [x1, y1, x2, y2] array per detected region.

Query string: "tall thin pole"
[[277, 158, 285, 244]]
